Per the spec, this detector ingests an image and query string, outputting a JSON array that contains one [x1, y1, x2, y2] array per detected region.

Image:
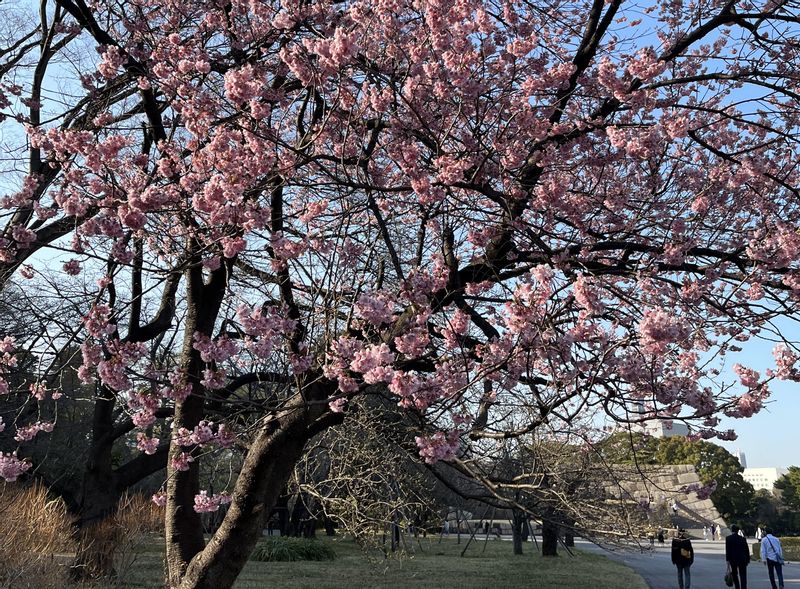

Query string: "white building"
[[642, 419, 690, 438], [742, 467, 787, 492]]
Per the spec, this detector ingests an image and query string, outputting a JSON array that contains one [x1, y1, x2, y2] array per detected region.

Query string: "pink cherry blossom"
[[354, 292, 396, 325], [733, 364, 761, 389], [772, 344, 800, 380], [0, 452, 31, 482], [193, 490, 232, 513], [638, 309, 690, 355], [415, 431, 461, 464], [136, 433, 160, 455], [14, 421, 55, 442], [171, 452, 194, 472], [63, 259, 82, 275]]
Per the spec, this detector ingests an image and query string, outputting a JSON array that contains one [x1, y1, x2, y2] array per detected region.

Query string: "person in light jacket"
[[671, 529, 694, 589], [726, 524, 750, 589], [760, 528, 785, 589]]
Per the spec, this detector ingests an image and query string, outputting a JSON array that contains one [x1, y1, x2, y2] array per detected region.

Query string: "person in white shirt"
[[756, 526, 763, 541], [760, 529, 785, 589]]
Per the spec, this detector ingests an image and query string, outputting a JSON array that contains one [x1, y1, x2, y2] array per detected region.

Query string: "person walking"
[[671, 528, 694, 589], [761, 528, 785, 589], [756, 526, 763, 541], [726, 524, 750, 589]]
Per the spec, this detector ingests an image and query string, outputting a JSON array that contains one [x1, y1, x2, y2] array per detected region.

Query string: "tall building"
[[737, 450, 747, 468], [742, 467, 787, 492]]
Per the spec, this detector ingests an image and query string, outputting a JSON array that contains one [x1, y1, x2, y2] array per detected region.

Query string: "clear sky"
[[716, 333, 799, 470]]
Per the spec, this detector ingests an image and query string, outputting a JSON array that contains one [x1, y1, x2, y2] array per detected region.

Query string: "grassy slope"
[[116, 536, 649, 589]]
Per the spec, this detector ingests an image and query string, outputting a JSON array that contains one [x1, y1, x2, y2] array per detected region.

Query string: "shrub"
[[751, 537, 800, 561], [0, 481, 75, 589], [250, 537, 336, 562]]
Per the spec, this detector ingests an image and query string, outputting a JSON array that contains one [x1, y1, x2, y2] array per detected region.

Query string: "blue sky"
[[718, 379, 797, 469], [717, 334, 799, 470]]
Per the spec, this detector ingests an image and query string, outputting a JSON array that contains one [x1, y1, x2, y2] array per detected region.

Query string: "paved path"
[[579, 539, 800, 589]]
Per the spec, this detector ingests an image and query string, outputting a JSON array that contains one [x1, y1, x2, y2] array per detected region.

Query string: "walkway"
[[579, 539, 800, 589]]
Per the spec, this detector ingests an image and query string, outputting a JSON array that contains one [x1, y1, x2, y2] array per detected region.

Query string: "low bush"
[[751, 536, 800, 561], [250, 537, 336, 562]]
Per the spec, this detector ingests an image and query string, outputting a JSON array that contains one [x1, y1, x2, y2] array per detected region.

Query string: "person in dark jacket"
[[726, 524, 751, 589], [671, 529, 694, 589]]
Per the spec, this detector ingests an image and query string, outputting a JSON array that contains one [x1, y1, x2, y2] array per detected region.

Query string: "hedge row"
[[751, 537, 800, 561]]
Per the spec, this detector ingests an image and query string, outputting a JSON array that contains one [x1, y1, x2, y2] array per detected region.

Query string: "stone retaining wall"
[[606, 464, 727, 533]]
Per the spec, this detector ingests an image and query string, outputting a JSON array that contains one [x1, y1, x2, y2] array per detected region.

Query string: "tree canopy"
[[775, 466, 800, 514], [2, 0, 800, 587]]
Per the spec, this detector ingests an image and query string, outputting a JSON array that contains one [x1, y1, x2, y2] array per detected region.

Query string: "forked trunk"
[[174, 413, 318, 589]]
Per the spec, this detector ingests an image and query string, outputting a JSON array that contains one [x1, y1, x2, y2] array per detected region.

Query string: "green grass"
[[113, 536, 648, 589]]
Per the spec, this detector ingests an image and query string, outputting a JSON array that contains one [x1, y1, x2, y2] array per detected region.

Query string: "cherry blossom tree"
[[0, 2, 185, 575], [2, 0, 800, 587]]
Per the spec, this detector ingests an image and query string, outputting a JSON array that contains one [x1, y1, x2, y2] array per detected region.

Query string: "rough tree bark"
[[172, 382, 340, 589], [165, 256, 228, 587]]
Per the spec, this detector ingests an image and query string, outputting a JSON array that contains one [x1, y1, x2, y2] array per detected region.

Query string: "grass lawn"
[[114, 535, 648, 589]]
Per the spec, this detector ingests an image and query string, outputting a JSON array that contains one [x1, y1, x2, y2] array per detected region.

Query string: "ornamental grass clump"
[[250, 537, 336, 562], [0, 481, 75, 589], [73, 491, 165, 580]]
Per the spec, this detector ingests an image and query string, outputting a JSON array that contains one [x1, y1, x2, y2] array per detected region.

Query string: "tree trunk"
[[563, 516, 575, 547], [165, 259, 229, 586], [173, 383, 339, 589], [70, 473, 121, 580], [301, 498, 317, 539], [324, 516, 336, 537], [164, 397, 206, 587], [288, 493, 308, 537], [273, 494, 290, 535], [541, 519, 558, 557], [511, 509, 525, 555], [391, 517, 401, 552]]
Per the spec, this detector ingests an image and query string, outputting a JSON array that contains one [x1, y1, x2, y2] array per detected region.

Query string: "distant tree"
[[596, 431, 659, 465], [774, 466, 800, 513], [748, 489, 785, 535]]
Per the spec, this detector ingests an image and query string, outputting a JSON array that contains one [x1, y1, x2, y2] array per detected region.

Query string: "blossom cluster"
[[193, 490, 232, 513], [14, 421, 55, 442], [135, 432, 159, 455], [415, 431, 461, 464], [0, 452, 31, 482], [29, 383, 63, 401], [175, 420, 235, 448]]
